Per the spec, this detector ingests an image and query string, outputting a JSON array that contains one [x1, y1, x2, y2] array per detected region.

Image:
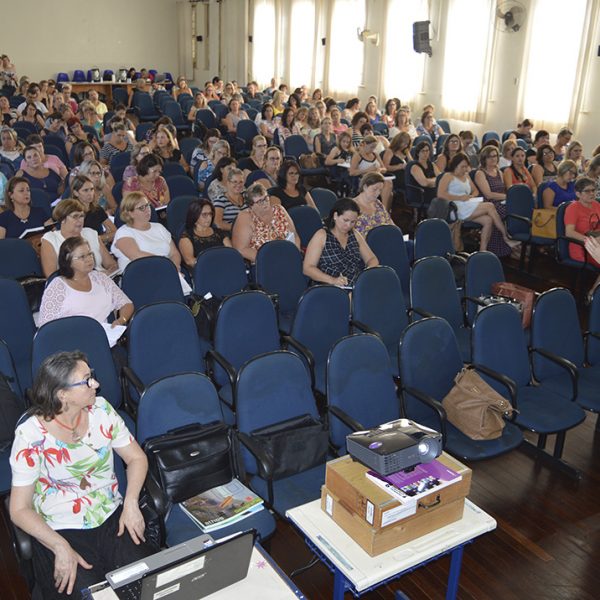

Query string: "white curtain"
[[326, 0, 366, 98], [520, 0, 588, 132], [289, 0, 316, 89], [251, 0, 277, 89], [383, 0, 428, 107], [441, 0, 494, 122]]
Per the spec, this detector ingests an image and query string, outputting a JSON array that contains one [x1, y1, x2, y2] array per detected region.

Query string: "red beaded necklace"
[[53, 411, 83, 442]]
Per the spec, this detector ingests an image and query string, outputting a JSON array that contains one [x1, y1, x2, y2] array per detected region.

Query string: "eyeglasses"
[[89, 170, 102, 176], [135, 203, 151, 211], [582, 188, 596, 194], [72, 251, 94, 261], [67, 213, 85, 220], [65, 369, 97, 389], [199, 210, 213, 217], [252, 195, 270, 206], [542, 150, 554, 156]]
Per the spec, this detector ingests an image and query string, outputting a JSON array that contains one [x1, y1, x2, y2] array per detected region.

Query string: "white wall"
[[2, 0, 181, 82]]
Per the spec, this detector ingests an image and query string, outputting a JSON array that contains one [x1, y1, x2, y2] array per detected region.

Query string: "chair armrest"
[[143, 474, 168, 518], [280, 332, 315, 389], [350, 319, 379, 337], [406, 183, 425, 206], [584, 331, 600, 364], [446, 252, 467, 264], [328, 405, 365, 433], [463, 295, 488, 309], [558, 235, 585, 248], [122, 366, 145, 396], [408, 307, 435, 320], [505, 213, 532, 227], [530, 347, 578, 402], [205, 349, 237, 409], [3, 497, 32, 562], [401, 386, 447, 445], [471, 363, 519, 416], [121, 366, 145, 417]]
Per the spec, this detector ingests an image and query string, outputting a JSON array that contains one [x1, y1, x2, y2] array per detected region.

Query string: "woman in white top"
[[38, 236, 133, 329], [40, 199, 118, 278], [437, 153, 516, 252]]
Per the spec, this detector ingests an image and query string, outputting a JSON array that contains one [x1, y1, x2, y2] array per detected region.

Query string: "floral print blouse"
[[354, 199, 393, 236]]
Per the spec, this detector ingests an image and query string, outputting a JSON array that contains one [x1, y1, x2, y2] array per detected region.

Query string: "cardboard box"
[[324, 453, 471, 530], [321, 485, 466, 556]]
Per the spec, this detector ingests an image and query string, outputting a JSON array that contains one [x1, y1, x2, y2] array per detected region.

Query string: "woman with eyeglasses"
[[435, 134, 463, 173], [542, 160, 577, 208], [269, 159, 316, 211], [178, 200, 231, 269], [40, 199, 118, 277], [196, 139, 230, 192], [123, 153, 170, 209], [213, 167, 246, 232], [78, 159, 117, 214], [531, 144, 558, 187], [71, 175, 116, 245], [38, 236, 133, 328], [232, 183, 299, 263], [9, 350, 156, 599], [238, 135, 268, 173]]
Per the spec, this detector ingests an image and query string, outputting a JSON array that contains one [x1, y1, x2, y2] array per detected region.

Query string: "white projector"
[[346, 419, 443, 475]]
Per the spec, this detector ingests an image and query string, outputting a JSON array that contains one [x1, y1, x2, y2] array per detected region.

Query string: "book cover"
[[179, 479, 264, 532]]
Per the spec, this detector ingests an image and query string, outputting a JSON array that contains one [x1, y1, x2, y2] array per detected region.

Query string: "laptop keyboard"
[[113, 579, 142, 600]]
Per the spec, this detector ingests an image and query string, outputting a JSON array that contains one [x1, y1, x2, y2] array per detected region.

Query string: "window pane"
[[441, 0, 493, 119], [522, 0, 587, 125], [252, 0, 276, 88], [383, 0, 427, 104], [327, 0, 366, 96], [290, 0, 315, 88]]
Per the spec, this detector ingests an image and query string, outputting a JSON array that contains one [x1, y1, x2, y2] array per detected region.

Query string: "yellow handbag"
[[531, 207, 557, 239]]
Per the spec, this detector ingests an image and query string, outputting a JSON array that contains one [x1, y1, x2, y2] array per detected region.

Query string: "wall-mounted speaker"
[[413, 21, 432, 57]]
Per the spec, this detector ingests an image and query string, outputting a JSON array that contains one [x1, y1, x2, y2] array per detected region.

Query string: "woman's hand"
[[585, 236, 600, 263], [53, 539, 93, 595], [332, 274, 349, 287], [118, 499, 146, 545]]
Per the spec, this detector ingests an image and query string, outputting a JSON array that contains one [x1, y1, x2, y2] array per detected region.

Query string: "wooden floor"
[[1, 253, 599, 599]]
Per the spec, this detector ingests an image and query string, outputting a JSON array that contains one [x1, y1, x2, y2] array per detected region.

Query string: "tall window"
[[521, 0, 588, 129], [252, 0, 276, 88], [383, 0, 428, 106], [289, 0, 316, 88], [441, 0, 494, 121], [327, 0, 366, 97]]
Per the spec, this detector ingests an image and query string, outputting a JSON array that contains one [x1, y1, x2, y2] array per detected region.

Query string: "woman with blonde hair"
[[542, 160, 577, 208], [238, 135, 268, 173], [79, 159, 117, 213], [353, 172, 393, 236], [565, 141, 588, 174], [152, 125, 188, 173]]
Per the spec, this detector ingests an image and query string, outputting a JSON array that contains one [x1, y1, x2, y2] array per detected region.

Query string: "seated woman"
[[350, 112, 368, 147], [438, 153, 516, 252], [80, 101, 104, 141], [207, 155, 237, 203], [0, 97, 17, 126], [189, 128, 221, 173], [213, 167, 245, 232], [38, 236, 133, 328], [382, 132, 411, 190], [542, 160, 577, 208], [71, 174, 116, 245], [365, 100, 380, 125], [388, 107, 417, 140], [329, 106, 348, 136], [99, 122, 133, 166], [232, 183, 300, 263], [474, 146, 511, 257], [552, 127, 573, 162], [498, 139, 517, 169], [565, 141, 588, 174], [41, 199, 118, 277], [353, 172, 393, 236], [196, 139, 230, 192], [502, 146, 537, 195], [122, 142, 152, 180], [65, 117, 100, 156], [294, 107, 310, 142], [123, 153, 170, 208], [269, 159, 317, 211], [79, 159, 117, 213], [276, 108, 297, 150], [409, 141, 440, 207], [585, 155, 600, 202], [111, 192, 189, 294], [255, 103, 277, 143], [16, 145, 64, 198], [68, 141, 99, 181], [17, 102, 45, 132], [381, 99, 397, 129], [222, 96, 249, 136], [566, 177, 600, 298], [305, 108, 321, 151], [303, 197, 378, 287], [349, 136, 392, 209], [9, 350, 155, 599], [88, 89, 108, 118], [178, 199, 232, 269], [152, 125, 188, 173], [314, 116, 337, 157], [261, 147, 282, 189], [0, 176, 53, 239], [416, 111, 444, 143], [238, 135, 268, 173], [342, 98, 361, 123], [271, 90, 285, 116], [531, 144, 558, 187], [187, 91, 210, 123], [435, 134, 463, 172], [325, 130, 354, 168], [172, 76, 193, 100], [515, 119, 534, 146]]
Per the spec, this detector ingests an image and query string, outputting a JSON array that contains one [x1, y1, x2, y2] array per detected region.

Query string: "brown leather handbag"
[[491, 281, 536, 328], [442, 367, 515, 440]]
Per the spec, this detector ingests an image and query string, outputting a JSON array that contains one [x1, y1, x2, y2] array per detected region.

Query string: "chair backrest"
[[311, 187, 337, 219], [531, 288, 584, 379], [410, 257, 464, 329], [135, 122, 153, 142], [482, 131, 500, 145], [166, 195, 195, 238], [44, 134, 67, 154], [472, 303, 531, 388], [235, 351, 317, 475], [180, 137, 202, 164], [213, 291, 280, 386], [133, 93, 156, 116], [505, 184, 534, 239], [0, 240, 43, 278], [255, 240, 308, 316], [436, 134, 449, 156], [44, 144, 69, 167], [288, 205, 323, 248], [136, 372, 222, 445], [327, 334, 399, 450], [464, 251, 505, 324], [589, 286, 600, 365], [211, 104, 229, 121], [163, 102, 185, 125], [366, 225, 410, 299], [284, 135, 309, 160], [0, 279, 36, 393], [536, 181, 550, 209], [193, 246, 249, 298], [162, 162, 187, 178], [128, 302, 206, 389], [112, 180, 125, 205], [437, 119, 451, 134], [399, 317, 464, 427], [32, 316, 122, 408], [121, 256, 185, 309], [352, 266, 408, 357], [414, 218, 454, 260], [166, 175, 197, 198], [236, 120, 259, 144], [0, 338, 22, 398], [372, 122, 389, 138], [195, 109, 217, 130]]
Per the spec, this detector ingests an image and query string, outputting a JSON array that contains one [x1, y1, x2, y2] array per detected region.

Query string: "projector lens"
[[418, 441, 429, 455]]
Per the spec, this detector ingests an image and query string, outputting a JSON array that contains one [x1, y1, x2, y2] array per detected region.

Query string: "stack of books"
[[179, 479, 264, 533]]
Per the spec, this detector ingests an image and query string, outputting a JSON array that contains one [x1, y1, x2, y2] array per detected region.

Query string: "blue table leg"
[[445, 544, 464, 600], [333, 567, 347, 600]]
